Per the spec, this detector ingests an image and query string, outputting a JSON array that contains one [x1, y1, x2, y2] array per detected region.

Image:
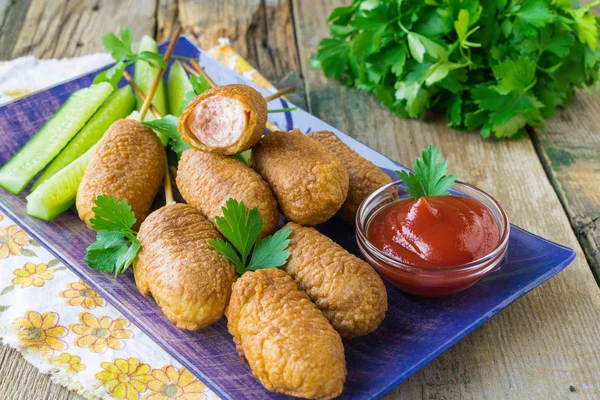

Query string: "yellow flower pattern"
[[12, 262, 54, 288], [70, 312, 132, 353], [51, 352, 85, 373], [59, 280, 105, 309], [144, 366, 208, 400], [96, 357, 153, 400], [0, 224, 29, 259], [13, 311, 68, 352]]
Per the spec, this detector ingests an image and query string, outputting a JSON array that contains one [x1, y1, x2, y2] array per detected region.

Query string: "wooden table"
[[1, 1, 599, 399]]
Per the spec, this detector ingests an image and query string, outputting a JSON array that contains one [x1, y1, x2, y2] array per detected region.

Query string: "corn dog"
[[176, 148, 279, 237], [226, 268, 346, 399], [283, 222, 387, 338], [250, 129, 349, 226]]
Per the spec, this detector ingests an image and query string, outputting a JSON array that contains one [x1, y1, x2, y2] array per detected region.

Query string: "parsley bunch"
[[209, 199, 291, 275], [312, 0, 600, 139], [94, 28, 166, 88]]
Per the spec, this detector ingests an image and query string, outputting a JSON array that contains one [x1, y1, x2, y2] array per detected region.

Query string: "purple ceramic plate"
[[0, 37, 575, 399]]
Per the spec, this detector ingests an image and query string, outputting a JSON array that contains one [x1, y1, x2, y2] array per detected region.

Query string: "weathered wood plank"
[[0, 1, 157, 399], [173, 0, 307, 109], [532, 90, 600, 283], [0, 0, 31, 60], [292, 0, 600, 398], [10, 0, 156, 59]]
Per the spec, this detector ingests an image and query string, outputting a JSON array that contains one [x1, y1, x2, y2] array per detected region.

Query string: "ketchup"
[[367, 196, 499, 267]]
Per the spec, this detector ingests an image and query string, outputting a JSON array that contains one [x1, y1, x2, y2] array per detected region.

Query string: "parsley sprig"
[[313, 0, 600, 139], [93, 28, 166, 88], [395, 145, 457, 199], [209, 198, 291, 275], [142, 74, 211, 157], [84, 195, 140, 279]]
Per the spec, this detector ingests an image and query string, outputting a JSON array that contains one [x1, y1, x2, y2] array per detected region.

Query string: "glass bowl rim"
[[355, 179, 510, 273]]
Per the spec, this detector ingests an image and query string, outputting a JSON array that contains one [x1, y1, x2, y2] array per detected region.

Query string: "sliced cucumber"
[[134, 35, 168, 116], [0, 82, 112, 194], [167, 60, 194, 117], [33, 86, 135, 190], [26, 145, 96, 220]]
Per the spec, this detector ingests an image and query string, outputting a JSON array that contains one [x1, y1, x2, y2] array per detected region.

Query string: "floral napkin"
[[0, 39, 276, 400]]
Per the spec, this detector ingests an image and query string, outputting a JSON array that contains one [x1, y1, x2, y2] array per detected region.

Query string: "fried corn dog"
[[76, 119, 165, 230], [226, 268, 346, 399], [308, 130, 393, 223], [250, 129, 349, 226], [179, 84, 267, 154], [176, 148, 279, 237], [134, 204, 235, 330], [283, 222, 387, 338]]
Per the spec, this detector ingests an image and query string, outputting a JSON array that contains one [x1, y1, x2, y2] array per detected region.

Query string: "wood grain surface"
[[1, 0, 599, 399]]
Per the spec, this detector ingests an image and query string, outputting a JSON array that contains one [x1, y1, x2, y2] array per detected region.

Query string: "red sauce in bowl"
[[367, 196, 500, 268]]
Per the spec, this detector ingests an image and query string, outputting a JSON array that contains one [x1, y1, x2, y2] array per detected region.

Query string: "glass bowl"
[[356, 180, 510, 297]]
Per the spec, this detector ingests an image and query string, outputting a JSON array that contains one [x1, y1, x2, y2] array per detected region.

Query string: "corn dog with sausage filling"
[[176, 148, 279, 237], [308, 130, 393, 223], [283, 222, 387, 338], [250, 129, 349, 226], [178, 84, 267, 154], [77, 119, 165, 230], [226, 268, 346, 399], [134, 203, 235, 330]]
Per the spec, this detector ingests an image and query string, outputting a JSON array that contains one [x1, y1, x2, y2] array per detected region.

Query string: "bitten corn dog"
[[176, 148, 279, 237], [134, 203, 236, 330], [250, 129, 349, 226], [308, 130, 393, 223], [178, 84, 267, 154], [76, 119, 165, 230], [226, 268, 346, 399], [282, 222, 387, 338]]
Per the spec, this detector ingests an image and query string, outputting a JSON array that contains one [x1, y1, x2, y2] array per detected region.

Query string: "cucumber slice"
[[134, 35, 168, 116], [0, 82, 112, 194], [33, 86, 135, 189], [167, 60, 194, 117], [26, 145, 96, 220]]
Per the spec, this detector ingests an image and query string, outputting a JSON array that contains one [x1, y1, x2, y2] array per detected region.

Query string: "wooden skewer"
[[264, 85, 296, 102], [138, 26, 183, 121], [134, 26, 182, 205], [188, 60, 280, 132], [182, 60, 294, 104], [122, 71, 161, 119]]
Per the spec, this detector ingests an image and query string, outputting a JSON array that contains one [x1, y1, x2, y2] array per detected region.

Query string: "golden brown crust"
[[250, 130, 349, 226], [176, 148, 279, 237], [178, 84, 267, 154], [283, 222, 388, 338], [76, 119, 165, 230], [134, 204, 236, 330], [308, 130, 393, 223], [226, 268, 346, 399]]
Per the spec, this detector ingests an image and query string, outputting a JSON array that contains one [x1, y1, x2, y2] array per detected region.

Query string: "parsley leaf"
[[94, 28, 167, 88], [209, 199, 291, 275], [84, 195, 140, 279], [142, 115, 190, 158], [395, 145, 457, 199], [313, 0, 600, 138]]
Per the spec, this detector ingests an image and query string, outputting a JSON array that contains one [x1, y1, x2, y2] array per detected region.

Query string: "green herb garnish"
[[84, 195, 140, 279], [94, 28, 167, 88], [142, 74, 212, 157], [209, 198, 291, 275], [395, 145, 457, 199], [142, 116, 189, 158], [313, 0, 600, 139]]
